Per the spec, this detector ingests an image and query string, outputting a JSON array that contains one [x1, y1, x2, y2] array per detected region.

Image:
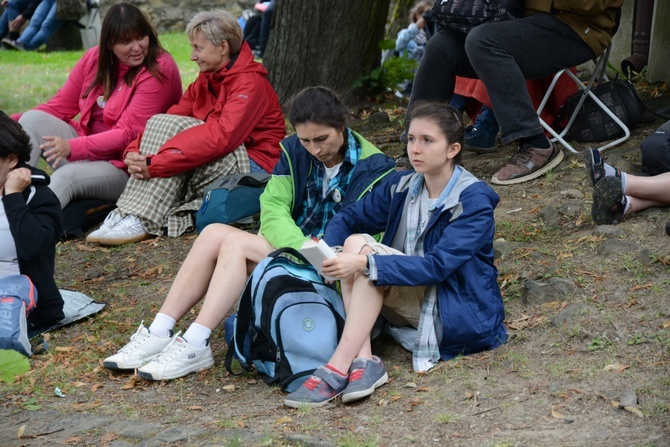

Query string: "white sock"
[[182, 323, 211, 348], [148, 313, 176, 338], [620, 172, 627, 193]]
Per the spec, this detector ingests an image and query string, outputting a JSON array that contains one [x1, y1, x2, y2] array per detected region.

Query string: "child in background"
[[284, 102, 507, 408]]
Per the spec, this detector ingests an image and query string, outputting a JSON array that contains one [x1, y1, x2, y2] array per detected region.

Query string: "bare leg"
[[156, 223, 273, 329], [624, 173, 670, 215], [328, 235, 384, 374]]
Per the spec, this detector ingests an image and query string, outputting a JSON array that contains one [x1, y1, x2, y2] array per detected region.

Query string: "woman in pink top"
[[14, 2, 182, 209]]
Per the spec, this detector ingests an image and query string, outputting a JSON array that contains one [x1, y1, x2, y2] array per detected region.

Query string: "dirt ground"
[[2, 93, 670, 447]]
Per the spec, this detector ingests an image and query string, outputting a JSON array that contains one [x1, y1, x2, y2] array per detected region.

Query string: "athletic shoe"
[[341, 356, 388, 403], [1, 38, 25, 51], [86, 211, 122, 244], [99, 214, 151, 246], [591, 175, 627, 225], [103, 322, 174, 370], [137, 336, 214, 381], [583, 148, 620, 186], [284, 365, 348, 408], [464, 126, 497, 153], [491, 141, 564, 185]]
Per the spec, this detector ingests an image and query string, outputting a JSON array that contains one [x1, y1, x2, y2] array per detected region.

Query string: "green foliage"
[[0, 349, 30, 383], [352, 47, 418, 99]]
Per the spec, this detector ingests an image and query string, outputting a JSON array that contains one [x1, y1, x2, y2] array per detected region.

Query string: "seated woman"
[[586, 120, 670, 225], [0, 111, 63, 331], [88, 9, 286, 246], [102, 86, 395, 381], [13, 2, 182, 210], [285, 102, 507, 408], [0, 0, 62, 51]]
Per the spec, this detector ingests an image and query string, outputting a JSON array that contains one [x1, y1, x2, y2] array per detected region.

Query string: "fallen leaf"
[[405, 382, 417, 388], [222, 384, 235, 391], [65, 436, 84, 444], [551, 409, 565, 419], [604, 363, 630, 373], [390, 395, 403, 401], [237, 421, 245, 428], [662, 320, 670, 329], [624, 406, 644, 418], [17, 424, 25, 438], [275, 416, 292, 424], [121, 376, 138, 390], [187, 406, 204, 411], [416, 387, 431, 392], [55, 347, 76, 353], [629, 283, 652, 291]]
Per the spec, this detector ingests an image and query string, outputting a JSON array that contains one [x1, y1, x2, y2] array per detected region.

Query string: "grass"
[[0, 32, 198, 115]]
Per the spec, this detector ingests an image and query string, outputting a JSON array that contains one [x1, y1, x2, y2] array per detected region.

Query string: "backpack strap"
[[224, 274, 256, 376]]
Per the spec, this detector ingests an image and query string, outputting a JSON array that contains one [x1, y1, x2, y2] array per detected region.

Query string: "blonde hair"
[[187, 10, 243, 55]]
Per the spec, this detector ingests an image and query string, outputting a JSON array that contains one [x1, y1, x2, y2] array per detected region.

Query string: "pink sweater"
[[13, 47, 182, 169]]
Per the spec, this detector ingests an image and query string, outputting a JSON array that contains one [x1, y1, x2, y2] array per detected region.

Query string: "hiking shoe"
[[341, 356, 388, 404], [86, 211, 122, 244], [99, 214, 151, 246], [583, 148, 620, 186], [284, 366, 348, 408], [137, 336, 214, 381], [491, 141, 564, 185], [1, 38, 25, 51], [103, 322, 174, 370], [591, 176, 627, 225], [464, 127, 497, 153]]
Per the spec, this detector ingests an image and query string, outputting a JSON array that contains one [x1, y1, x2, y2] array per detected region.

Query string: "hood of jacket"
[[202, 42, 267, 89]]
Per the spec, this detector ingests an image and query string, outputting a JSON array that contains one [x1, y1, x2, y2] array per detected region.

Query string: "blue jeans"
[[450, 94, 499, 136], [0, 0, 31, 39], [17, 0, 63, 50], [410, 14, 594, 144], [248, 157, 266, 173]]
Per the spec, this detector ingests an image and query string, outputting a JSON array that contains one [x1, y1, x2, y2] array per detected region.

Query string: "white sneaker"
[[86, 211, 122, 244], [137, 336, 214, 381], [99, 214, 151, 246], [103, 322, 175, 370]]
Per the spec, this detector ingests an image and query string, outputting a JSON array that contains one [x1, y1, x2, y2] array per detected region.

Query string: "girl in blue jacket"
[[285, 101, 507, 408]]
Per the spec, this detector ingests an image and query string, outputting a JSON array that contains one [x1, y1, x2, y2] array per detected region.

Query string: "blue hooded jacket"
[[324, 169, 507, 360]]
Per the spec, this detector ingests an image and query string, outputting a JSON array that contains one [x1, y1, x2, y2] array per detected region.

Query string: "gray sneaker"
[[284, 366, 348, 408], [341, 356, 388, 404]]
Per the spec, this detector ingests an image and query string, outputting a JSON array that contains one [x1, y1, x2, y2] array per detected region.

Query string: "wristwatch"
[[362, 255, 371, 277]]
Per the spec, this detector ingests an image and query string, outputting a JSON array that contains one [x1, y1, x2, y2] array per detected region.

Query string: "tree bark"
[[263, 0, 391, 105]]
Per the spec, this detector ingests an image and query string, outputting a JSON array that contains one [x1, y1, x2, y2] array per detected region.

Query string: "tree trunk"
[[263, 0, 391, 105], [386, 0, 418, 39]]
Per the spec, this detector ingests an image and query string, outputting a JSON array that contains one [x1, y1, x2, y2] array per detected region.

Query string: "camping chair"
[[536, 44, 630, 155], [78, 0, 101, 49]]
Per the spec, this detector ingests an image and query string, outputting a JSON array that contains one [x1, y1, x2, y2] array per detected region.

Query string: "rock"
[[559, 201, 584, 217], [552, 303, 588, 327], [539, 206, 560, 227], [637, 248, 652, 264], [597, 238, 639, 257], [154, 426, 206, 443], [593, 225, 625, 237], [561, 189, 584, 199], [606, 154, 638, 174], [493, 239, 525, 259], [115, 422, 164, 439], [524, 277, 578, 304], [619, 389, 638, 407]]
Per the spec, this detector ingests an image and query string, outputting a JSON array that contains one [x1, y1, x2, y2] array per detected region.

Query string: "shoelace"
[[118, 323, 150, 354], [509, 146, 533, 166], [302, 376, 323, 391], [348, 368, 365, 382], [153, 337, 187, 364]]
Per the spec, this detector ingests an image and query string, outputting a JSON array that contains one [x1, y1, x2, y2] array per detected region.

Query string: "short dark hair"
[[406, 101, 464, 165], [0, 112, 31, 163], [288, 86, 349, 131]]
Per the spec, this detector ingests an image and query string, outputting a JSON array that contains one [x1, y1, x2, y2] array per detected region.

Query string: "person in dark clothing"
[[0, 111, 64, 330]]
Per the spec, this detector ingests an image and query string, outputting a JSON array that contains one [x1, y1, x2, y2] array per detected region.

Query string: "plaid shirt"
[[295, 130, 361, 238]]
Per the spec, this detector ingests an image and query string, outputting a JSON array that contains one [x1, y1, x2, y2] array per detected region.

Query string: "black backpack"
[[429, 0, 522, 34]]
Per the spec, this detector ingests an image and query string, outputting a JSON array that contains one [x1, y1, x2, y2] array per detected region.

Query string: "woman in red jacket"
[[14, 2, 182, 210], [88, 9, 285, 246]]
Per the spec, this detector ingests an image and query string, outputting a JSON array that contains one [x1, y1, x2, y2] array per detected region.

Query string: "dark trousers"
[[409, 14, 595, 144]]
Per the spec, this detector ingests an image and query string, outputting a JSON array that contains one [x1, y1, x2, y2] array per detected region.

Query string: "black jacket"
[[2, 164, 64, 328]]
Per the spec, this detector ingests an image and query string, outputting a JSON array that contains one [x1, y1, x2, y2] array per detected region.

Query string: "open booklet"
[[299, 239, 337, 281]]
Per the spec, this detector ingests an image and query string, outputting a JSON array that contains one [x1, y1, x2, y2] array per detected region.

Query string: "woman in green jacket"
[[102, 87, 395, 382]]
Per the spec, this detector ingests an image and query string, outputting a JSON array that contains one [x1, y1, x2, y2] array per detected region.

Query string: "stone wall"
[[99, 0, 255, 33]]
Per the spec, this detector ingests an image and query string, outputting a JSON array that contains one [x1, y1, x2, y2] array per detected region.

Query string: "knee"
[[641, 134, 670, 176], [341, 234, 369, 254]]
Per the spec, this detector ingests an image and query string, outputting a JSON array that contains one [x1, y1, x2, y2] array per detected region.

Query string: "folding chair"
[[78, 0, 101, 50], [536, 44, 630, 155]]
